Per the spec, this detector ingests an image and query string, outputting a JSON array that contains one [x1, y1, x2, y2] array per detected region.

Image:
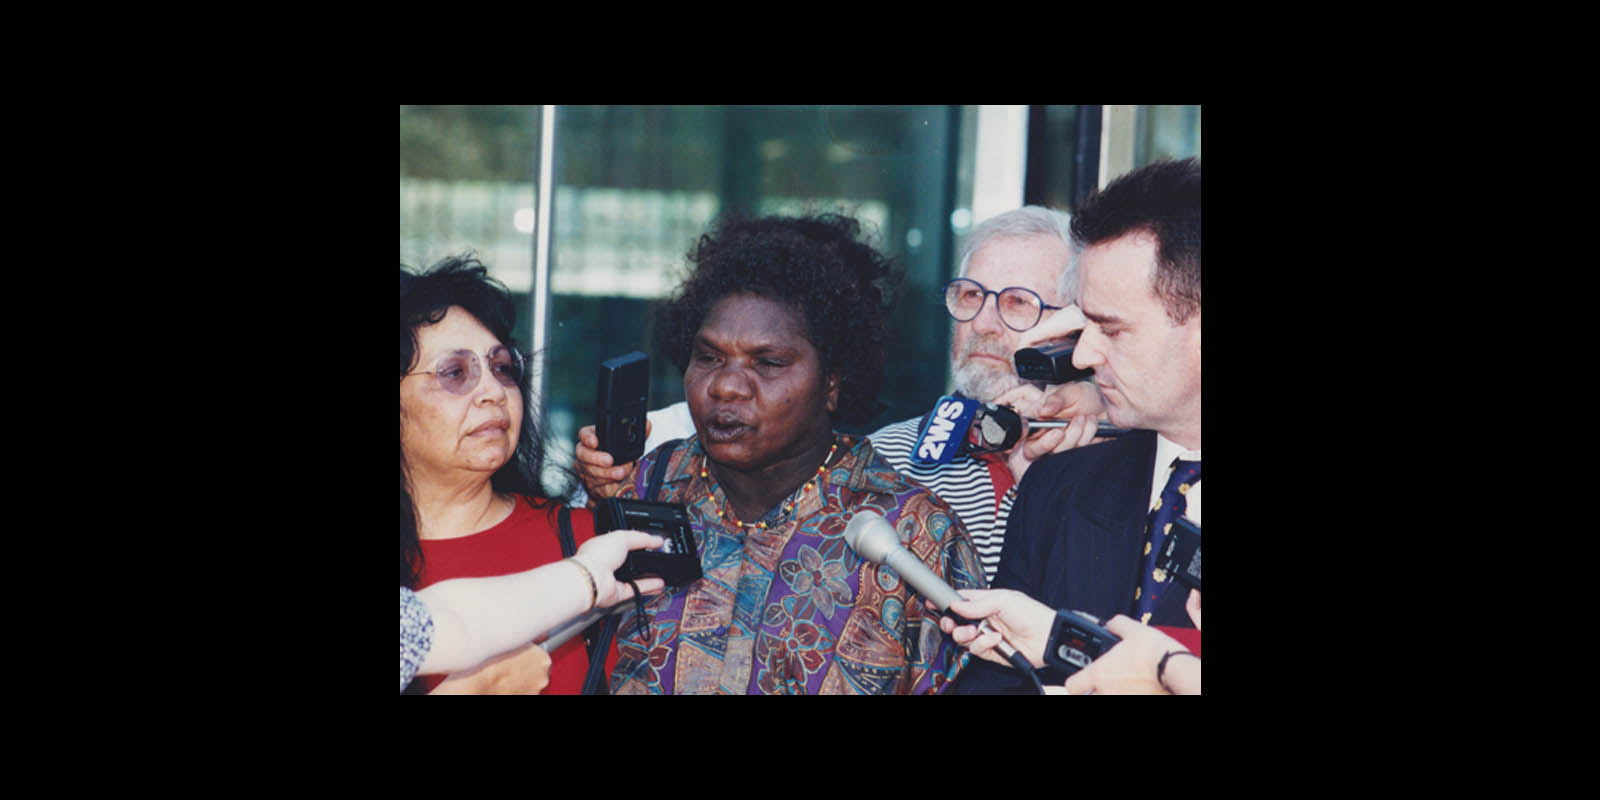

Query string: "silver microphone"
[[841, 510, 1020, 661], [537, 604, 617, 651]]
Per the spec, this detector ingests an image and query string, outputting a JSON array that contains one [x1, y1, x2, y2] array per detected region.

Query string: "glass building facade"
[[399, 105, 1200, 492]]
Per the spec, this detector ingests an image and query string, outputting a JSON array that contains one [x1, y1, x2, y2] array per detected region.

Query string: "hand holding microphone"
[[1005, 302, 1124, 475], [911, 395, 1123, 467], [932, 589, 1057, 670], [843, 511, 1045, 693], [989, 383, 1114, 483]]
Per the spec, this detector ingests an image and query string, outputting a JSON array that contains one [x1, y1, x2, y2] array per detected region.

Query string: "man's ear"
[[825, 372, 840, 413]]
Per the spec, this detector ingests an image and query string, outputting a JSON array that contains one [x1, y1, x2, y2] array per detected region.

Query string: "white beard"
[[950, 334, 1025, 402]]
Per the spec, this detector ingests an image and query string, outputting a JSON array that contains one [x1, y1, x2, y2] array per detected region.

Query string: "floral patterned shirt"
[[608, 433, 987, 694]]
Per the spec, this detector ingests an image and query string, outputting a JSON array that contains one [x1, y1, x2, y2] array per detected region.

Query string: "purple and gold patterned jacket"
[[609, 433, 986, 695]]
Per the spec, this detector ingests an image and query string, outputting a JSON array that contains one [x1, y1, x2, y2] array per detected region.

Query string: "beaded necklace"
[[700, 441, 838, 530]]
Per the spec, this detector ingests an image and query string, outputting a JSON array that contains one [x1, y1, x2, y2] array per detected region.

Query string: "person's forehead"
[[1078, 233, 1160, 308], [415, 307, 501, 358], [699, 293, 811, 349], [966, 235, 1071, 297]]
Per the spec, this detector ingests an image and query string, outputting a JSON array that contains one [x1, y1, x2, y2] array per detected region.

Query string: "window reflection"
[[1024, 105, 1100, 214], [401, 105, 1001, 492], [399, 105, 541, 350], [1135, 105, 1202, 166], [1024, 105, 1200, 214], [543, 106, 966, 488]]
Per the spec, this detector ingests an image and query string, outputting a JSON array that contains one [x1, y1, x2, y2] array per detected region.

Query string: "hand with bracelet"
[[568, 529, 669, 610], [412, 529, 666, 692], [1056, 614, 1201, 695]]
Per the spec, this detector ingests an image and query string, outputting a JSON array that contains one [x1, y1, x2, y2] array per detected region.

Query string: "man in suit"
[[949, 157, 1201, 693]]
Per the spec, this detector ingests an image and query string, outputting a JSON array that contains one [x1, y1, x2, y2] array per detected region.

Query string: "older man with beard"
[[575, 206, 1108, 585], [864, 206, 1107, 583]]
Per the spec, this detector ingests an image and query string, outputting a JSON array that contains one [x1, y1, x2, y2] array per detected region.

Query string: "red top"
[[414, 496, 617, 694], [1154, 626, 1201, 657], [973, 451, 1016, 514]]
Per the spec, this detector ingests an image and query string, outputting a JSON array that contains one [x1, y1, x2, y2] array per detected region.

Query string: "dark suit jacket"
[[951, 430, 1196, 693]]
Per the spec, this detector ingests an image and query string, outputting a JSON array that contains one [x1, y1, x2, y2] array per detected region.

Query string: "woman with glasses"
[[602, 213, 987, 694], [400, 255, 643, 693]]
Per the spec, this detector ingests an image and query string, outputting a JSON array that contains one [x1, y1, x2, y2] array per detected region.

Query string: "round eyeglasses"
[[942, 278, 1062, 332], [402, 345, 526, 395]]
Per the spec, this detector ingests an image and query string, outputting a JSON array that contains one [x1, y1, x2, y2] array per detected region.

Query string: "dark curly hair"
[[1071, 157, 1201, 325], [653, 213, 903, 426], [400, 253, 557, 588]]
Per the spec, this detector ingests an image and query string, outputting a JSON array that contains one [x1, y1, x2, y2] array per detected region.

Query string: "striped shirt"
[[868, 416, 1013, 585]]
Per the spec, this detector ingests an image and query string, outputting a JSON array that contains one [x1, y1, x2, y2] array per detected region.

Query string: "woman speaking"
[[602, 213, 987, 694]]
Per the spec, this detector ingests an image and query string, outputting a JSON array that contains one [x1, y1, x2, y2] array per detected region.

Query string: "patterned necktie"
[[1133, 458, 1201, 623]]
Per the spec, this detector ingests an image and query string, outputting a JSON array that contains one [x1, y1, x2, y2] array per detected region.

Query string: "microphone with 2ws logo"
[[912, 395, 1128, 465], [842, 510, 1044, 693]]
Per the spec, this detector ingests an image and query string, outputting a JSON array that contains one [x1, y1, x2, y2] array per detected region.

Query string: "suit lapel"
[[1081, 432, 1157, 619], [1082, 431, 1156, 534]]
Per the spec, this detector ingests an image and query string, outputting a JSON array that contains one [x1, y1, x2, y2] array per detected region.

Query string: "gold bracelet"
[[567, 557, 597, 612]]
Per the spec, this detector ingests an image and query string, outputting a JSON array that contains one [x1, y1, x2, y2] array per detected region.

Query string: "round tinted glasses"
[[403, 345, 526, 395], [942, 278, 1062, 332]]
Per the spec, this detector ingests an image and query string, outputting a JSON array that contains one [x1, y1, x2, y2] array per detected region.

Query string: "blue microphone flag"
[[911, 395, 982, 464]]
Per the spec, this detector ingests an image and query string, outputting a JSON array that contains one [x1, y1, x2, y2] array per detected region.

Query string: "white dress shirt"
[[1150, 434, 1201, 527]]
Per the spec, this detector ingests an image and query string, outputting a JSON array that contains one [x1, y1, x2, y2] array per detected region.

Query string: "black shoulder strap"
[[556, 505, 577, 558], [580, 438, 684, 695], [645, 438, 683, 502], [580, 614, 620, 695], [557, 503, 606, 664]]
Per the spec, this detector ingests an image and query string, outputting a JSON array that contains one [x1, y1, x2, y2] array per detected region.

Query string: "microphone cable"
[[978, 619, 1045, 695], [1008, 649, 1046, 695]]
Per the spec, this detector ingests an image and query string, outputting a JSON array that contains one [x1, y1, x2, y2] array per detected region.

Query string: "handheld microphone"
[[537, 604, 618, 652], [911, 395, 1127, 464], [843, 510, 967, 612], [1032, 419, 1130, 439], [842, 511, 1044, 693], [911, 396, 982, 464], [971, 404, 1131, 446]]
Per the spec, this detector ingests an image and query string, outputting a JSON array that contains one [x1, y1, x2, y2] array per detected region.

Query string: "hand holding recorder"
[[1059, 614, 1200, 695], [415, 528, 669, 682], [1003, 303, 1121, 480], [575, 422, 650, 499], [1013, 302, 1094, 385], [575, 351, 652, 500]]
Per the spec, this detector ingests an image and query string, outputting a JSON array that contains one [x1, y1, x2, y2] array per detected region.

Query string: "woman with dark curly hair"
[[599, 213, 987, 694]]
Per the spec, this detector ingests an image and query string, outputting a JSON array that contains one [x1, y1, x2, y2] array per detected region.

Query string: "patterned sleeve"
[[900, 493, 987, 695], [400, 586, 434, 692], [617, 445, 655, 501]]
